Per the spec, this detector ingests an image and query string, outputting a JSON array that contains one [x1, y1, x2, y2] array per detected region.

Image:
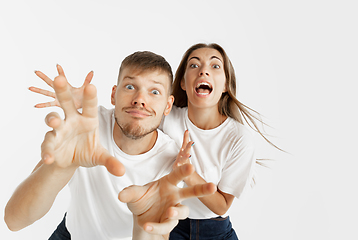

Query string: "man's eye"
[[152, 90, 160, 95], [125, 84, 134, 90]]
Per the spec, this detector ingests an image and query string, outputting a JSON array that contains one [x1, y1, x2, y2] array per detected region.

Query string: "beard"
[[115, 116, 158, 140]]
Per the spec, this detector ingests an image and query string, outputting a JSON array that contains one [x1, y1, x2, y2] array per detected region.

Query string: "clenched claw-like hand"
[[41, 69, 125, 177]]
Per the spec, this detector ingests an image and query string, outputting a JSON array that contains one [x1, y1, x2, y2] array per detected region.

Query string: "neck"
[[187, 104, 227, 130], [112, 124, 158, 155]]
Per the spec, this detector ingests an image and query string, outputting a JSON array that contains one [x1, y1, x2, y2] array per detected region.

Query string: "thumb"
[[118, 185, 148, 203], [97, 149, 125, 177]]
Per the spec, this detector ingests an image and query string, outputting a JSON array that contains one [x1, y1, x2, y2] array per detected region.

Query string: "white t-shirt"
[[66, 106, 178, 240], [161, 106, 256, 219]]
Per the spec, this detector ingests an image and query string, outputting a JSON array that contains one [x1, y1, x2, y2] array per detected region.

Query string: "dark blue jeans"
[[169, 216, 238, 240], [48, 213, 71, 240]]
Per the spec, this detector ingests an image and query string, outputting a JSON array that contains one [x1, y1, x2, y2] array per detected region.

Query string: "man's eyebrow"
[[122, 76, 165, 87], [122, 76, 135, 80]]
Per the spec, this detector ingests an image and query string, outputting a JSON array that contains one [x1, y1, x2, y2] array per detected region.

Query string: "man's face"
[[111, 68, 174, 140]]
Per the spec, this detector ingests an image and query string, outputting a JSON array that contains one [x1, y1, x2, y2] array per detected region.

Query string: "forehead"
[[119, 67, 170, 87], [188, 47, 224, 62]]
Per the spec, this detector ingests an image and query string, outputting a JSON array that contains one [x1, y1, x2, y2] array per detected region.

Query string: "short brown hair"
[[118, 51, 173, 94]]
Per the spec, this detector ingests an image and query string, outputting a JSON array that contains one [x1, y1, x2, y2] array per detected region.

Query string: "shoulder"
[[225, 119, 255, 150], [156, 129, 180, 152]]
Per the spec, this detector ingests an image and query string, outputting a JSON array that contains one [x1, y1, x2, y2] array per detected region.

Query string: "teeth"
[[196, 82, 212, 88]]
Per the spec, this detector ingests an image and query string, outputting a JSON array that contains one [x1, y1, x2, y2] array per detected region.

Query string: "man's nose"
[[132, 91, 146, 107]]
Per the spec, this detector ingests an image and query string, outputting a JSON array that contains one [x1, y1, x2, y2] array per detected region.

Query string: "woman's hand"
[[29, 64, 93, 109], [173, 130, 193, 170]]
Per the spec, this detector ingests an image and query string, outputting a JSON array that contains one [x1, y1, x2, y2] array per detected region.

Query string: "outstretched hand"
[[41, 69, 125, 177], [29, 64, 92, 109], [118, 163, 216, 237], [173, 130, 193, 170]]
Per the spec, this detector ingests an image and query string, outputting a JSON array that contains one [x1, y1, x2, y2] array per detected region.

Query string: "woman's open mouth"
[[195, 82, 213, 96]]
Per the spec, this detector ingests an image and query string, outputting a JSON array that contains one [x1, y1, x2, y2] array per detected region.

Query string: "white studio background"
[[1, 1, 357, 239]]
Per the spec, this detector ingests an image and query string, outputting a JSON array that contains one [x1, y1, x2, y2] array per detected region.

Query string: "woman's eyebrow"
[[188, 56, 200, 62], [211, 56, 223, 62], [188, 56, 223, 62]]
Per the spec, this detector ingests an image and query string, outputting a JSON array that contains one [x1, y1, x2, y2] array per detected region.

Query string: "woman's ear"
[[111, 85, 117, 105], [180, 79, 186, 91]]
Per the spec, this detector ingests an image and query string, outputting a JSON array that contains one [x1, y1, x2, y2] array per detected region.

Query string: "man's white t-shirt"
[[161, 106, 256, 219], [66, 106, 178, 240]]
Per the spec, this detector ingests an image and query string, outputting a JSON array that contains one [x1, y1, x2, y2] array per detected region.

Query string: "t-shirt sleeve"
[[218, 131, 256, 199]]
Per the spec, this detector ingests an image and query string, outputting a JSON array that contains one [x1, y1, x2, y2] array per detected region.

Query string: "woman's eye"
[[213, 64, 220, 69], [152, 90, 160, 95], [190, 64, 198, 68], [125, 84, 134, 90]]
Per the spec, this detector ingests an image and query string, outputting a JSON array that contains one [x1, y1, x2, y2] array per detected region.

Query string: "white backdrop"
[[1, 1, 357, 239]]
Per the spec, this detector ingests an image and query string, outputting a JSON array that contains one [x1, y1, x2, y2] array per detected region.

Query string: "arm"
[[174, 130, 235, 216], [5, 70, 124, 231], [119, 163, 216, 240], [5, 161, 76, 231]]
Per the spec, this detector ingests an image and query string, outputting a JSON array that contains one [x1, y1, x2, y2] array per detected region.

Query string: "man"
[[4, 52, 216, 239]]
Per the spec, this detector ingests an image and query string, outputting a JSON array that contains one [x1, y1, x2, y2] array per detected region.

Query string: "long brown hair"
[[172, 43, 283, 153]]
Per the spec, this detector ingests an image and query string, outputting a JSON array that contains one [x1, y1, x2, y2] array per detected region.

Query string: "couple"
[[5, 43, 259, 239]]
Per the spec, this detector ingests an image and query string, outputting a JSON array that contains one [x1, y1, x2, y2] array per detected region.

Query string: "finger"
[[34, 101, 58, 108], [118, 185, 147, 203], [34, 70, 54, 88], [83, 71, 94, 86], [179, 182, 217, 201], [82, 84, 98, 118], [180, 130, 190, 150], [97, 149, 125, 177], [29, 87, 56, 99], [143, 219, 178, 235], [166, 163, 195, 186], [45, 112, 63, 130], [56, 64, 66, 78], [166, 204, 189, 220], [53, 75, 78, 117], [41, 131, 56, 165]]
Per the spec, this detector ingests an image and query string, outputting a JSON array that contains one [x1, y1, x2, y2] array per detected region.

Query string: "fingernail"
[[191, 142, 195, 146], [189, 155, 192, 158], [145, 225, 153, 232], [34, 70, 38, 73]]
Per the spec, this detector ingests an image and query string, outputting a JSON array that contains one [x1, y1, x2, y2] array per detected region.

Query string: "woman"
[[162, 43, 273, 240], [30, 43, 280, 240]]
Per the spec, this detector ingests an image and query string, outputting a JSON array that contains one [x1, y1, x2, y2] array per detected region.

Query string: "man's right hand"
[[29, 64, 90, 109], [41, 70, 125, 177]]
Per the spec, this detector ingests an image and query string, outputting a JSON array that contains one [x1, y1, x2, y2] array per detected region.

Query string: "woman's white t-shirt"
[[161, 106, 256, 219]]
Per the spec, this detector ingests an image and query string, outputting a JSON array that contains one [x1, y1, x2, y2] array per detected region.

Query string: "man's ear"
[[111, 85, 117, 105], [164, 95, 174, 116], [180, 79, 186, 91]]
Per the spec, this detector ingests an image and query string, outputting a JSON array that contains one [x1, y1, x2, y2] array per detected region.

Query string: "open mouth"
[[195, 82, 213, 95]]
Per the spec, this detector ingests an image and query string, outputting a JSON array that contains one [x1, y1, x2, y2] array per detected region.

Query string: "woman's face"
[[181, 47, 227, 111]]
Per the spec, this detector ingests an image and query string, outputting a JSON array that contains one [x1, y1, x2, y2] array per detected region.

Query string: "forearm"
[[4, 162, 76, 231], [184, 172, 230, 216]]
